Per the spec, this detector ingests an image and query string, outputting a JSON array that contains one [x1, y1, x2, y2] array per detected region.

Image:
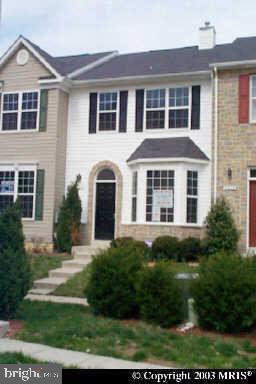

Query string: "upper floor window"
[[251, 76, 256, 122], [146, 89, 165, 129], [145, 87, 190, 130], [98, 92, 118, 131], [169, 87, 190, 128], [1, 91, 39, 132]]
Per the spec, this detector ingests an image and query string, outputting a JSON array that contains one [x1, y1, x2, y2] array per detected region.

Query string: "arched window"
[[97, 168, 116, 181]]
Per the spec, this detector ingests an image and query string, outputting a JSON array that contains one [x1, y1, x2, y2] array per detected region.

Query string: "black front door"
[[95, 182, 116, 240]]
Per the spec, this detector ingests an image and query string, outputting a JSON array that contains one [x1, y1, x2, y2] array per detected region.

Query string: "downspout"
[[213, 66, 218, 202]]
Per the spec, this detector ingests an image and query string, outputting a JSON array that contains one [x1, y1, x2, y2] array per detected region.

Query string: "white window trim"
[[0, 90, 40, 133], [0, 164, 37, 220], [250, 76, 256, 124], [186, 170, 198, 224], [143, 85, 192, 131], [96, 91, 120, 133]]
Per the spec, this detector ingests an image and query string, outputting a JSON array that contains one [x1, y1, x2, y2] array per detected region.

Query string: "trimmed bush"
[[111, 237, 148, 257], [0, 203, 32, 319], [86, 247, 144, 319], [192, 252, 256, 332], [56, 175, 82, 253], [151, 236, 179, 260], [204, 198, 239, 256], [136, 263, 183, 327], [179, 237, 201, 262]]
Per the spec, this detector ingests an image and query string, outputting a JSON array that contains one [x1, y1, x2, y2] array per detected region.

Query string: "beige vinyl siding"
[[0, 44, 67, 244]]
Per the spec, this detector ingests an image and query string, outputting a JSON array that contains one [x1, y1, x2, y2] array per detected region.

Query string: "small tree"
[[0, 202, 32, 319], [204, 197, 239, 256], [56, 175, 82, 253]]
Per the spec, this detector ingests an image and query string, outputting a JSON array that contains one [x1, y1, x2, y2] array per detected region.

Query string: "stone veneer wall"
[[119, 224, 204, 241], [217, 68, 256, 252]]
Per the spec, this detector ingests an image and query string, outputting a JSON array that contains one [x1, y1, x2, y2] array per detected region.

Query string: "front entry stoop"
[[29, 244, 107, 295]]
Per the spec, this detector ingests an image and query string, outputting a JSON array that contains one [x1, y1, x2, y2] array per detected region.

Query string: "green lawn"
[[30, 253, 71, 281], [0, 352, 44, 364], [15, 300, 256, 368], [54, 261, 198, 298]]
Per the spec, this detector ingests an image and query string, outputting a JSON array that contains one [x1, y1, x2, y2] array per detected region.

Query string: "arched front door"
[[94, 168, 116, 240]]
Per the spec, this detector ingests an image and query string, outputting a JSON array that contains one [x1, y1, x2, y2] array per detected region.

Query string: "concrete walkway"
[[0, 339, 167, 369], [25, 294, 88, 306]]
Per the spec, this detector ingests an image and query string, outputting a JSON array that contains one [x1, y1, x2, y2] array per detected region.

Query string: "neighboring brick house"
[[2, 25, 256, 252]]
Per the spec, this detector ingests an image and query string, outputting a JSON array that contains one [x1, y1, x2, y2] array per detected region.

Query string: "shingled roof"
[[6, 34, 256, 80], [127, 137, 209, 163], [23, 37, 115, 76], [73, 36, 256, 81]]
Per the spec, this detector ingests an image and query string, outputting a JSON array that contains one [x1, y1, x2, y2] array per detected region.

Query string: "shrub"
[[192, 252, 256, 332], [136, 263, 183, 327], [151, 236, 179, 260], [0, 202, 32, 319], [86, 247, 144, 319], [179, 237, 201, 262], [56, 175, 82, 253], [111, 237, 134, 248], [111, 237, 148, 257], [204, 198, 239, 256]]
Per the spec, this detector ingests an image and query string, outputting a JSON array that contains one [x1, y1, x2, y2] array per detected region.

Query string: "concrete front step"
[[72, 246, 100, 258], [29, 288, 54, 295], [34, 277, 68, 290], [49, 267, 83, 279], [62, 258, 91, 269]]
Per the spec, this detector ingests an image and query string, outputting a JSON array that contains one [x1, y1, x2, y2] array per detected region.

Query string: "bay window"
[[186, 170, 198, 223], [146, 170, 174, 222], [131, 171, 138, 222], [0, 167, 36, 219], [98, 92, 118, 131], [1, 91, 39, 131]]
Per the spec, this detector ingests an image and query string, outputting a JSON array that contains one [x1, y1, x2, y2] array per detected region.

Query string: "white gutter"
[[70, 70, 211, 86], [127, 157, 209, 166], [213, 66, 218, 202], [210, 59, 256, 69]]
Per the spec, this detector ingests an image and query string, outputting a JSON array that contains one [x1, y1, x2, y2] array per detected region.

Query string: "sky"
[[1, 0, 256, 57]]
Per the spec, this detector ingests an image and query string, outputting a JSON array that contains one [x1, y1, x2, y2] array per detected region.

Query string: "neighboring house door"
[[249, 180, 256, 247], [95, 169, 116, 240]]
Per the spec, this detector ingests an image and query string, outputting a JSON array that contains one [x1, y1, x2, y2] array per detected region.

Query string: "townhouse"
[[0, 24, 256, 252]]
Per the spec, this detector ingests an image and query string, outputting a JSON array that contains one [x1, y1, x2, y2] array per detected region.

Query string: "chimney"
[[199, 21, 216, 50]]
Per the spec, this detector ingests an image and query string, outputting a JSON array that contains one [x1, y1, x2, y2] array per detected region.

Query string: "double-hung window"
[[98, 92, 118, 131], [186, 170, 198, 223], [169, 87, 190, 128], [251, 76, 256, 122], [145, 89, 165, 129], [0, 171, 15, 211], [146, 170, 174, 223], [1, 91, 39, 131], [0, 167, 36, 219], [131, 171, 138, 222]]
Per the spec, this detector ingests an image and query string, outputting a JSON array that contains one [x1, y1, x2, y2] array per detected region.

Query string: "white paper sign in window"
[[152, 190, 173, 221]]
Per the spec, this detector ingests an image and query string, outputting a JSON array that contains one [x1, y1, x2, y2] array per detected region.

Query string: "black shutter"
[[119, 91, 128, 132], [89, 93, 97, 134], [191, 85, 201, 130], [135, 89, 144, 132]]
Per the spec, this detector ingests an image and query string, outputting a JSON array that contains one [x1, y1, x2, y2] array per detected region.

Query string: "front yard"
[[53, 261, 198, 298], [0, 352, 43, 364], [30, 253, 71, 281], [14, 300, 256, 368]]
